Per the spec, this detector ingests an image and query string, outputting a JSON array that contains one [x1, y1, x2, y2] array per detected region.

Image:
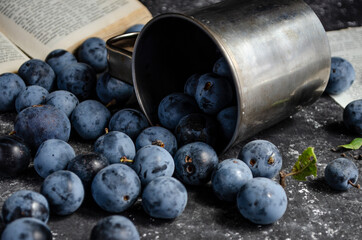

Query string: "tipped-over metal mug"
[[106, 0, 331, 153]]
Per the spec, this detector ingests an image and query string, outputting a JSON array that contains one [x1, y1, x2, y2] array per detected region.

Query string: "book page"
[[0, 31, 29, 74], [327, 27, 362, 108], [0, 0, 151, 59]]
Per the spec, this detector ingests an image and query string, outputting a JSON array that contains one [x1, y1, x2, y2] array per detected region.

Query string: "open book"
[[0, 0, 152, 74]]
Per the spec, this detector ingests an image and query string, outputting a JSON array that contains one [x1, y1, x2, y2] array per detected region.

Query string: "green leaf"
[[291, 147, 317, 181], [338, 138, 362, 150]]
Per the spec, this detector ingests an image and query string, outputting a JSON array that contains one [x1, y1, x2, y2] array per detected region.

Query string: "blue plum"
[[14, 105, 71, 150], [67, 153, 109, 191], [195, 73, 233, 114], [57, 62, 96, 100], [173, 142, 218, 185], [2, 190, 49, 224], [213, 56, 232, 78], [108, 108, 149, 140], [34, 139, 75, 178], [18, 59, 56, 91], [325, 57, 355, 95], [94, 131, 135, 164], [217, 106, 237, 142], [237, 177, 288, 225], [78, 37, 107, 73], [184, 73, 201, 97], [15, 85, 49, 113], [0, 135, 31, 177], [90, 215, 140, 240], [45, 90, 79, 117], [96, 72, 134, 106], [0, 73, 26, 112], [211, 159, 253, 202], [175, 113, 218, 148], [142, 176, 187, 219], [324, 158, 359, 191], [125, 24, 144, 33], [343, 99, 362, 134], [238, 140, 282, 179], [135, 126, 177, 156], [45, 49, 77, 76], [1, 217, 52, 240], [158, 93, 200, 130], [71, 100, 111, 140], [91, 164, 141, 213], [132, 145, 175, 186], [40, 170, 84, 215]]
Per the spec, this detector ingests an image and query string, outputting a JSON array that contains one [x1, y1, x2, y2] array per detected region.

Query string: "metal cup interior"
[[132, 14, 236, 153]]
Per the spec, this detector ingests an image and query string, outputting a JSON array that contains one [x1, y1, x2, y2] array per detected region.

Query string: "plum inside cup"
[[160, 52, 237, 152]]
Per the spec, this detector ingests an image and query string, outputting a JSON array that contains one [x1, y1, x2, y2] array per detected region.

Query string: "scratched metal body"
[[129, 0, 331, 152]]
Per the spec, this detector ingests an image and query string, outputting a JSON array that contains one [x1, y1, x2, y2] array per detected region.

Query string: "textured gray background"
[[1, 0, 362, 239]]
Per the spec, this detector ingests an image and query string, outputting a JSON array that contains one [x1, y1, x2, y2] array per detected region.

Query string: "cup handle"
[[106, 32, 138, 85]]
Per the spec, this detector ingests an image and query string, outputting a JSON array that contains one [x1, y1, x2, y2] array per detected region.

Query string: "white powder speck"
[[298, 188, 310, 194], [306, 117, 323, 129], [326, 228, 339, 237]]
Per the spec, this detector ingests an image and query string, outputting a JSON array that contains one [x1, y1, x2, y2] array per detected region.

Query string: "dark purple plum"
[[71, 100, 111, 140], [184, 73, 201, 97], [132, 145, 175, 186], [18, 59, 56, 91], [217, 106, 237, 142], [211, 159, 252, 202], [0, 73, 26, 112], [158, 93, 200, 130], [135, 126, 177, 156], [173, 142, 218, 185], [94, 131, 135, 164], [108, 108, 149, 141], [238, 140, 282, 179], [96, 72, 134, 106], [195, 73, 233, 114], [0, 135, 31, 177], [34, 139, 75, 178], [15, 85, 49, 113], [343, 99, 362, 134], [237, 177, 288, 225], [324, 158, 359, 191], [0, 217, 52, 240], [213, 56, 232, 78], [78, 37, 107, 73], [40, 170, 84, 215], [14, 105, 71, 150], [57, 62, 96, 100], [175, 113, 218, 148], [2, 190, 49, 224], [91, 164, 141, 213], [67, 153, 109, 191], [142, 176, 187, 219], [45, 90, 79, 117], [45, 49, 77, 76], [325, 57, 355, 95], [90, 215, 140, 240]]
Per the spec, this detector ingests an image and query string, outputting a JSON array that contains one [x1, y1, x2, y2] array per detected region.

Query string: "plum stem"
[[279, 170, 304, 188], [348, 180, 360, 189], [152, 140, 165, 148], [120, 156, 133, 163], [106, 99, 117, 108]]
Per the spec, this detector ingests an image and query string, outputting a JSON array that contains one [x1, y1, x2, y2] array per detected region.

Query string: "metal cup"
[[107, 0, 330, 153]]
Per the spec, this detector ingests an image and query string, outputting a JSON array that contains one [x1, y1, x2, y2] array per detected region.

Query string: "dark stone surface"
[[1, 0, 362, 239]]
